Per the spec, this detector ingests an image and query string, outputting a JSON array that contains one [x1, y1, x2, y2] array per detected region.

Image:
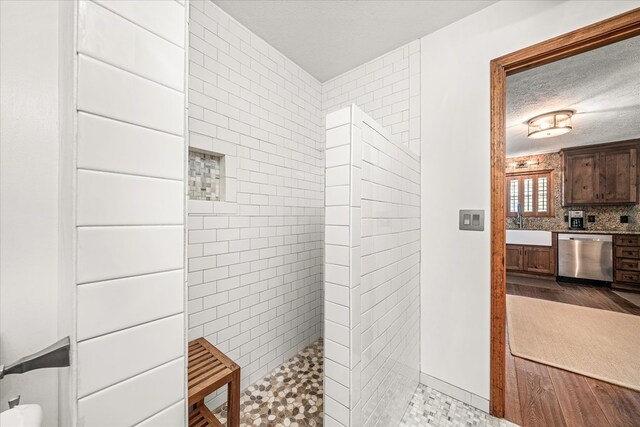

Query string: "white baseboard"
[[420, 372, 490, 413]]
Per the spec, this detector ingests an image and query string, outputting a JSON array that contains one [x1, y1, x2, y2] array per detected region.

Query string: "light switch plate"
[[459, 209, 484, 231]]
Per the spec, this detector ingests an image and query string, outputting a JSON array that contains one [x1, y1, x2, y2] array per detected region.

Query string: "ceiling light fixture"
[[527, 110, 573, 139]]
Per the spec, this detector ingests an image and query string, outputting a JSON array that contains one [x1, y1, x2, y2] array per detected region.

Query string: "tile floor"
[[400, 385, 517, 427], [212, 338, 515, 426], [212, 339, 323, 426]]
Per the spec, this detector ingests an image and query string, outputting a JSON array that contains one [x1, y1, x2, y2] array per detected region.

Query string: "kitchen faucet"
[[516, 203, 523, 229]]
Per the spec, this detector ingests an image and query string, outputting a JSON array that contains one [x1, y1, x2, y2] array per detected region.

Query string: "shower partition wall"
[[324, 105, 421, 427]]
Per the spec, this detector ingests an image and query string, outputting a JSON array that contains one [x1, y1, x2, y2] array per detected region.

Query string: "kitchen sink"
[[506, 230, 552, 246]]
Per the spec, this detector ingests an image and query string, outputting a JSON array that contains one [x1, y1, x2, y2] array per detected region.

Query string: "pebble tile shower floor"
[[212, 339, 514, 426], [212, 339, 324, 426]]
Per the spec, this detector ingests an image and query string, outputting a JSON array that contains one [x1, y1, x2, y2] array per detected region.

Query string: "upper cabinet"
[[600, 148, 637, 203], [562, 140, 639, 206], [564, 151, 600, 205]]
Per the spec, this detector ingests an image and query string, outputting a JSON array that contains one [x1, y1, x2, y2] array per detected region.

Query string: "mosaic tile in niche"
[[189, 149, 221, 201]]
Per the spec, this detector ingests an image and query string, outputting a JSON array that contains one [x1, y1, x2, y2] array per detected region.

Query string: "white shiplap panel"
[[135, 400, 185, 427], [77, 357, 184, 427], [77, 112, 184, 180], [77, 55, 184, 135], [77, 270, 184, 340], [77, 314, 184, 397], [78, 1, 184, 90], [74, 1, 187, 425], [77, 170, 183, 226], [77, 226, 184, 284], [92, 0, 185, 47]]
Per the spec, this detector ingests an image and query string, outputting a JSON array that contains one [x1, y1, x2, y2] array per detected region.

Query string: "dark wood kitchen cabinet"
[[523, 245, 556, 275], [601, 148, 637, 203], [506, 235, 557, 277], [613, 234, 640, 292], [564, 151, 600, 205], [506, 245, 523, 271], [562, 140, 639, 206]]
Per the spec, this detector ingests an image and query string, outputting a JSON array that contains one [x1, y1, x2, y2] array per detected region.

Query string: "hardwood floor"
[[505, 281, 640, 426]]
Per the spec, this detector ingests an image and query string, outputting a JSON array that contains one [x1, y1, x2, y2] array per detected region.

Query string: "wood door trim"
[[489, 8, 640, 418]]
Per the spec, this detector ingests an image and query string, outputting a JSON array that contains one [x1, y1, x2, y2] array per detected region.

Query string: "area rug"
[[506, 274, 562, 290], [507, 295, 640, 391], [613, 290, 640, 308]]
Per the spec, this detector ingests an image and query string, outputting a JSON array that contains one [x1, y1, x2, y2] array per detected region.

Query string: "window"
[[506, 171, 553, 217]]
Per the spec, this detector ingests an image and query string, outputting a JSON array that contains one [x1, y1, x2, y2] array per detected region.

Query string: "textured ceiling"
[[506, 35, 640, 157], [213, 0, 496, 82]]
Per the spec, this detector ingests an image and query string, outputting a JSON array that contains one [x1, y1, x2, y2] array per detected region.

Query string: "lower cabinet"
[[613, 235, 640, 292], [523, 246, 556, 275], [506, 245, 523, 271], [507, 241, 557, 276]]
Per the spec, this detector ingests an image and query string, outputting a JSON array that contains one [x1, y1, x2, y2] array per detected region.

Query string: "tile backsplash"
[[506, 151, 640, 232], [188, 149, 220, 201]]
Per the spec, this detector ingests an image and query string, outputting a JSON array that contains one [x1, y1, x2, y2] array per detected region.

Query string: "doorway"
[[489, 7, 640, 421]]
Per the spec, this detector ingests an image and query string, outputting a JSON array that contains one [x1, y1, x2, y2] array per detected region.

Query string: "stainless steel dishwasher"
[[558, 233, 613, 282]]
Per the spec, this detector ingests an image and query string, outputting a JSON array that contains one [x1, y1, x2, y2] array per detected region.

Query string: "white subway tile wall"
[[187, 0, 324, 409], [324, 106, 420, 427], [324, 106, 361, 427], [187, 0, 422, 418], [75, 0, 186, 425], [359, 110, 420, 427], [322, 41, 421, 156]]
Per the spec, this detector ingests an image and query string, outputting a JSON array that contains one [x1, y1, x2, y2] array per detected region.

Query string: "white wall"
[[186, 0, 324, 409], [420, 0, 640, 403], [0, 1, 60, 424]]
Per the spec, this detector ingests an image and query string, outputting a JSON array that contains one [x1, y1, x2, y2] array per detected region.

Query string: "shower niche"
[[186, 143, 237, 215], [188, 149, 221, 201]]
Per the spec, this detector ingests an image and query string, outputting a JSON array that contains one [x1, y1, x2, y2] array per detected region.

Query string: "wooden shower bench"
[[188, 338, 240, 427]]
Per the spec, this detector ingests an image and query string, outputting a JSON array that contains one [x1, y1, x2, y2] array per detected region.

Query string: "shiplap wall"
[[74, 1, 187, 425], [186, 0, 324, 409], [324, 106, 420, 427]]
